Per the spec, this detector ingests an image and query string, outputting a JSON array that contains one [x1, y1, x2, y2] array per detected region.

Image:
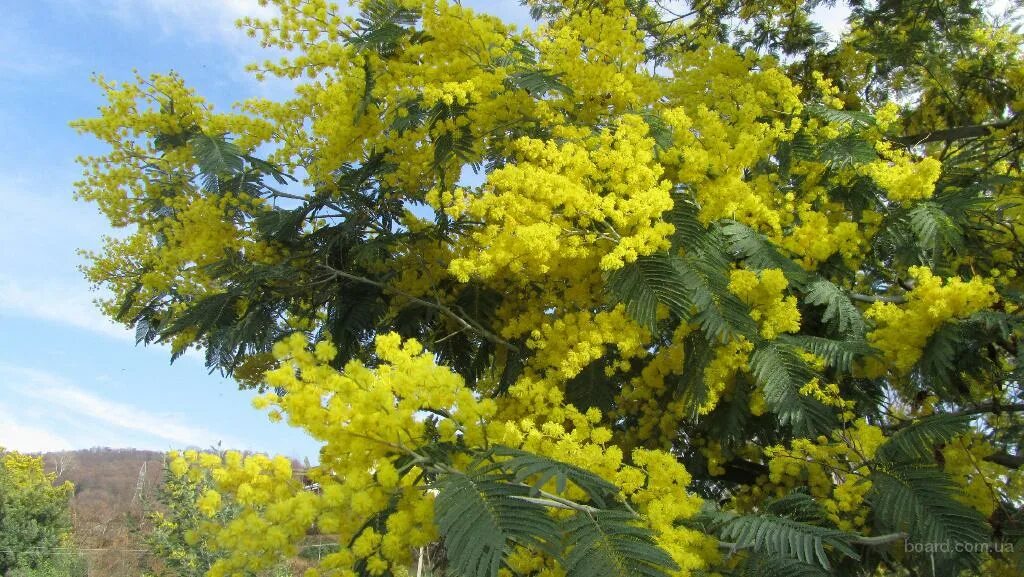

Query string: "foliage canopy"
[[0, 450, 76, 576], [74, 1, 1024, 576]]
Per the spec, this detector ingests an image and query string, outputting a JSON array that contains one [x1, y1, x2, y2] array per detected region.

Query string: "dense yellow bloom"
[[449, 115, 674, 282], [866, 266, 997, 372], [861, 147, 942, 203], [173, 333, 714, 577], [729, 268, 801, 339], [761, 419, 885, 531]]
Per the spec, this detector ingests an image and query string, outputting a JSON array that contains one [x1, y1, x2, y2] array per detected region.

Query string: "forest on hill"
[[41, 448, 165, 576]]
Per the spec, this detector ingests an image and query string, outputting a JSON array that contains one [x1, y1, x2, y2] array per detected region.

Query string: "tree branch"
[[984, 451, 1024, 469], [895, 117, 1018, 146], [320, 264, 519, 353], [849, 293, 907, 304]]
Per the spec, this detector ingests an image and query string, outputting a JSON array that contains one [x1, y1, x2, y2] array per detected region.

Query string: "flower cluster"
[[729, 268, 802, 339], [866, 266, 997, 372], [761, 419, 886, 531], [170, 333, 714, 577], [448, 115, 674, 282]]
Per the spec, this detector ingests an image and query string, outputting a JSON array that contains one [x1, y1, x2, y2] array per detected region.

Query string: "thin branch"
[[849, 293, 908, 304], [984, 451, 1024, 469], [850, 532, 909, 546], [320, 263, 518, 353], [895, 117, 1018, 146]]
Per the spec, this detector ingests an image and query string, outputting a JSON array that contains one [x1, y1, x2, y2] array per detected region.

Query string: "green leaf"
[[564, 510, 678, 577], [607, 253, 694, 332], [875, 413, 972, 465], [748, 341, 836, 435], [779, 334, 872, 372], [868, 464, 989, 566], [817, 134, 878, 169], [803, 280, 866, 336], [737, 555, 833, 577], [716, 513, 858, 570], [908, 201, 963, 252], [721, 221, 813, 288], [640, 111, 673, 151], [763, 490, 832, 525], [672, 257, 759, 342], [434, 470, 561, 577], [189, 133, 244, 192], [348, 0, 420, 56], [488, 446, 619, 508], [160, 292, 239, 342], [673, 331, 718, 419], [505, 69, 573, 97], [564, 356, 618, 415], [805, 104, 876, 131], [913, 321, 964, 395]]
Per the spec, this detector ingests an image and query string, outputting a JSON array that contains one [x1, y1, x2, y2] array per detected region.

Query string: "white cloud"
[[811, 3, 851, 43], [0, 402, 74, 453], [0, 364, 239, 450], [78, 0, 275, 50], [0, 276, 132, 342]]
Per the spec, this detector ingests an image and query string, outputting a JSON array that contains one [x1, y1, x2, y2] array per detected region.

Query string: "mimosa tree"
[[74, 1, 1024, 575]]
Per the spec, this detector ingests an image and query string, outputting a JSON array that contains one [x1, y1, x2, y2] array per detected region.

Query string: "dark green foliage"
[[504, 70, 573, 97], [563, 355, 619, 415], [486, 446, 619, 508], [431, 447, 680, 577], [434, 470, 561, 577], [607, 253, 695, 332], [721, 221, 812, 287], [779, 334, 872, 373], [563, 510, 678, 577], [0, 455, 74, 576], [908, 201, 964, 254], [805, 104, 876, 131], [190, 133, 244, 192], [715, 514, 858, 570], [347, 0, 421, 56], [868, 464, 990, 570], [875, 413, 971, 465], [802, 280, 865, 336], [748, 341, 836, 435]]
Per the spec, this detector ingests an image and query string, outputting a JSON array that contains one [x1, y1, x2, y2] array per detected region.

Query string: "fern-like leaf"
[[816, 134, 878, 168], [803, 280, 865, 336], [868, 464, 989, 564], [736, 554, 832, 577], [913, 321, 964, 395], [908, 201, 963, 252], [505, 69, 573, 97], [780, 334, 872, 372], [190, 133, 243, 192], [434, 470, 561, 577], [607, 253, 693, 332], [564, 510, 678, 577], [805, 104, 876, 130], [348, 0, 420, 56], [716, 514, 858, 569], [721, 221, 812, 288], [748, 341, 836, 435], [487, 446, 620, 508], [875, 413, 972, 464]]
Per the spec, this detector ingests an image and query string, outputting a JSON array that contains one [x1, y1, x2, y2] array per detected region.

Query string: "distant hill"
[[42, 448, 165, 576]]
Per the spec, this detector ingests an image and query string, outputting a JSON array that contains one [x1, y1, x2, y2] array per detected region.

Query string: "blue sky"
[[0, 0, 533, 459], [0, 1, 852, 459]]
